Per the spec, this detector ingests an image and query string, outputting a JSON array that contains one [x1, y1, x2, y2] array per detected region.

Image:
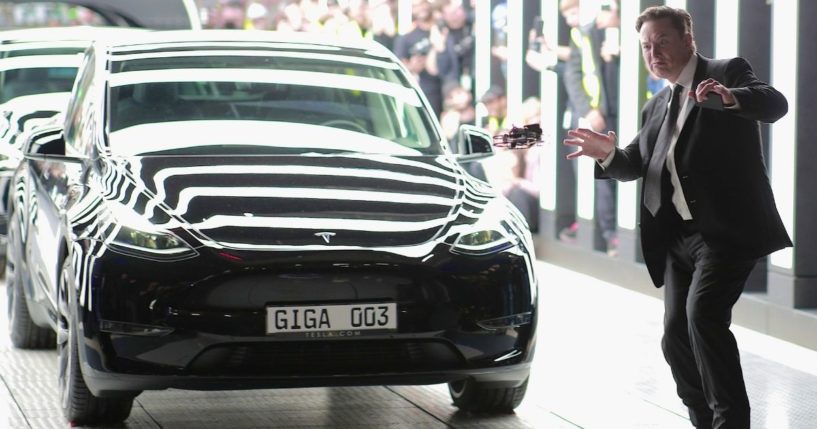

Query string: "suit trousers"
[[659, 208, 756, 429]]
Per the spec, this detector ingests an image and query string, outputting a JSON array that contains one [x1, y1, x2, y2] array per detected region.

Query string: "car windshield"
[[107, 51, 442, 156]]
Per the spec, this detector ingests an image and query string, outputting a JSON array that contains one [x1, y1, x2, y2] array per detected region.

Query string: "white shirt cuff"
[[597, 150, 615, 169]]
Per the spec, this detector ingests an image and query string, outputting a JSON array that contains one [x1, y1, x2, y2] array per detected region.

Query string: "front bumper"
[[76, 244, 537, 396]]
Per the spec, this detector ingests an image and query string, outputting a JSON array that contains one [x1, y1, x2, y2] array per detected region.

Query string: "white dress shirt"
[[599, 55, 698, 220], [665, 55, 698, 220]]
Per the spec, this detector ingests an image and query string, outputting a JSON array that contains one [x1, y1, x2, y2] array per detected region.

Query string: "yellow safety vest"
[[488, 116, 509, 135], [570, 27, 601, 109]]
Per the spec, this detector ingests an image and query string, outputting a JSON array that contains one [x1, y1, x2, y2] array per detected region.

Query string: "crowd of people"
[[205, 1, 477, 127]]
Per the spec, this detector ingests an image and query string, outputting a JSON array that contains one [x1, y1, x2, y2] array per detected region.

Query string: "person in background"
[[427, 0, 474, 92], [562, 0, 620, 256], [393, 0, 444, 117], [321, 0, 364, 39], [273, 1, 305, 32], [489, 1, 508, 83], [526, 0, 582, 242], [647, 70, 668, 99], [441, 80, 485, 183], [365, 0, 397, 51], [440, 80, 475, 142], [479, 84, 507, 137], [564, 6, 790, 428], [495, 97, 542, 232], [244, 2, 269, 30]]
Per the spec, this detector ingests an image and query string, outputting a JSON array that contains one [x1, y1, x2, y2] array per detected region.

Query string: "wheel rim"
[[57, 320, 72, 410], [449, 380, 467, 398], [5, 261, 13, 322], [57, 264, 72, 411], [6, 221, 18, 327]]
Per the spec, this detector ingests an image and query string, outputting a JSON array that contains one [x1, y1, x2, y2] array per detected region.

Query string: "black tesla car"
[[6, 31, 538, 425]]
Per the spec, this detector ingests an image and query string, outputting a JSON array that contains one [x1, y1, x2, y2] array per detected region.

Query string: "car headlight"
[[449, 198, 527, 256], [108, 224, 197, 260], [103, 203, 197, 261], [451, 220, 519, 255]]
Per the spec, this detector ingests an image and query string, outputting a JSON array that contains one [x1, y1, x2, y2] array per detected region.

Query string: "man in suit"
[[563, 6, 790, 429]]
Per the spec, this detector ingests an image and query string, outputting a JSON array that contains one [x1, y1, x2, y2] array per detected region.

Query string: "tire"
[[0, 254, 7, 280], [6, 214, 55, 349], [57, 259, 135, 426], [448, 377, 529, 414]]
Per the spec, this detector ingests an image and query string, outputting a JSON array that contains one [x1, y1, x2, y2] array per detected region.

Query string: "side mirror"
[[455, 124, 494, 162], [23, 124, 67, 158]]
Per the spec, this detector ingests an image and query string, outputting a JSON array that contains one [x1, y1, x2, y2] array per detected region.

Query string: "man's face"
[[485, 96, 506, 117], [561, 6, 580, 28], [412, 0, 432, 22], [443, 4, 466, 29], [639, 17, 692, 82], [407, 54, 426, 74]]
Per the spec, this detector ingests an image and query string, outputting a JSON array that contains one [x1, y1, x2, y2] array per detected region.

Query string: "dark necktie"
[[644, 84, 684, 217]]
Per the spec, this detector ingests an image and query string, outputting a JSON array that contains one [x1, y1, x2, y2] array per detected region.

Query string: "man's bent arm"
[[594, 136, 642, 182], [727, 57, 788, 124]]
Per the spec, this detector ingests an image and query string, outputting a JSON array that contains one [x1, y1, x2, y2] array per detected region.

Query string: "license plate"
[[266, 303, 397, 335]]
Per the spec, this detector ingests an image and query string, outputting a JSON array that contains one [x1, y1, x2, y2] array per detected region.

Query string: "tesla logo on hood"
[[315, 232, 336, 244]]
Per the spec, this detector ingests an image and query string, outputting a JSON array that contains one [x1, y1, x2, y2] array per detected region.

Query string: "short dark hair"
[[635, 6, 693, 38]]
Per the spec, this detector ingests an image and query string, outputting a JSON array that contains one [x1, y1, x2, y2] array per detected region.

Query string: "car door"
[[23, 46, 97, 317], [23, 127, 82, 317]]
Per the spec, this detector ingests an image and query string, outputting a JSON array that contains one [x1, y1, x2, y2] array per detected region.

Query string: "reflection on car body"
[[6, 30, 538, 426], [0, 27, 149, 268]]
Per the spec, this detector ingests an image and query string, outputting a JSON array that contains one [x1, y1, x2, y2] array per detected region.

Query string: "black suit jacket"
[[596, 54, 792, 287]]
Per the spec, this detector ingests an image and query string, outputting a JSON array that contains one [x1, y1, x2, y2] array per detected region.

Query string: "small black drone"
[[492, 123, 544, 149]]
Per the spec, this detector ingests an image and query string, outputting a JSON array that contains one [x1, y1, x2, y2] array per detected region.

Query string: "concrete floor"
[[2, 261, 817, 428]]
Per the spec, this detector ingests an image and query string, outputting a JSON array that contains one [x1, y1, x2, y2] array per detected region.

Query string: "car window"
[[5, 48, 86, 57], [106, 51, 442, 156], [0, 46, 85, 103], [0, 66, 78, 103]]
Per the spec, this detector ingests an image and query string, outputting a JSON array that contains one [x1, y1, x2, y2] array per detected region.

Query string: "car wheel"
[[448, 377, 529, 414], [57, 259, 135, 426], [6, 214, 55, 349]]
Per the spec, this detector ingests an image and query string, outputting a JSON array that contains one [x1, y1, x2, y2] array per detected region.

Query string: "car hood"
[[115, 154, 478, 250]]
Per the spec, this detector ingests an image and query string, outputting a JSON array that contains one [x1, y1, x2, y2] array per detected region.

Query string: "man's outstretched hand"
[[563, 128, 617, 161]]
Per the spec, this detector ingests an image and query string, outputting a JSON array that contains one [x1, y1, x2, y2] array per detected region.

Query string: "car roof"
[[100, 30, 395, 59], [0, 26, 150, 46]]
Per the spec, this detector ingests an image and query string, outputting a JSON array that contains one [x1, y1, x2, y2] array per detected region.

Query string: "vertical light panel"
[[715, 0, 739, 59], [577, 156, 595, 219], [615, 0, 640, 230], [506, 1, 524, 125], [574, 2, 598, 220], [539, 0, 559, 211], [769, 0, 798, 269], [664, 0, 687, 9], [474, 0, 492, 127], [397, 0, 413, 35]]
